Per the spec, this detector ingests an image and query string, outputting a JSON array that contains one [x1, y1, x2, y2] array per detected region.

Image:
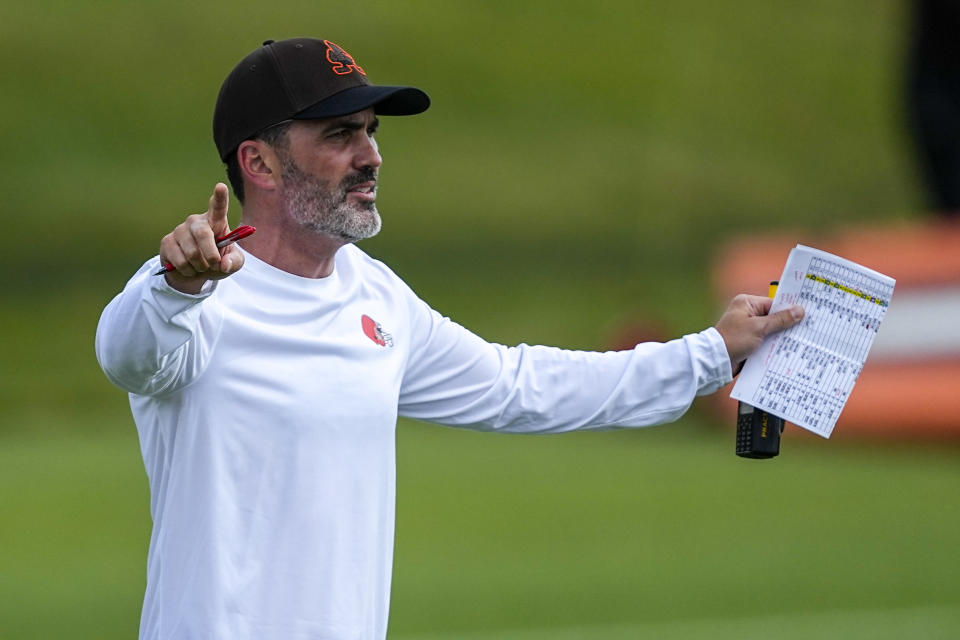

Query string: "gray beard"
[[279, 158, 381, 242]]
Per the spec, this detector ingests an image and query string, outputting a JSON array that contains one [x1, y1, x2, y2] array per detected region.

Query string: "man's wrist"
[[164, 272, 209, 295], [157, 272, 218, 298]]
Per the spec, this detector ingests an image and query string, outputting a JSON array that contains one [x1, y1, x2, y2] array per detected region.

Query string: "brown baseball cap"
[[213, 38, 430, 161]]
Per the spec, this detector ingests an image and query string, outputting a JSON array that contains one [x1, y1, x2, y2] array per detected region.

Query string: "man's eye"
[[327, 129, 350, 140]]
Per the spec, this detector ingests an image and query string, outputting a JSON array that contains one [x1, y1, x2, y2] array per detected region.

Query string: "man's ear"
[[237, 140, 281, 194]]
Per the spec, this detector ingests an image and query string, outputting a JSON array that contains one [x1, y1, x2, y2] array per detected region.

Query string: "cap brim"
[[294, 85, 430, 120]]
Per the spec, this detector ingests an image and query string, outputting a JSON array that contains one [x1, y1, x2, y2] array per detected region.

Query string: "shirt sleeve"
[[398, 301, 732, 433], [95, 259, 224, 396]]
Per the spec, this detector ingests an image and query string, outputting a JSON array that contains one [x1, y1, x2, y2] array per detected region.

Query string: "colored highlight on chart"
[[805, 274, 890, 307]]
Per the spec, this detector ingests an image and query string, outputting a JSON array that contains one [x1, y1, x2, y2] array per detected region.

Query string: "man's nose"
[[355, 134, 382, 170]]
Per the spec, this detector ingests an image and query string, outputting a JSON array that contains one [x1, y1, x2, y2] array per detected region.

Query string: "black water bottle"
[[736, 401, 785, 458]]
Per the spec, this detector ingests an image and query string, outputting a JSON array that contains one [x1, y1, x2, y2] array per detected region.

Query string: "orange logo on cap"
[[324, 40, 366, 76]]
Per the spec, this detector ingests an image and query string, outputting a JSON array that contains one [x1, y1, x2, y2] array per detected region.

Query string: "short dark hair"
[[224, 121, 292, 204]]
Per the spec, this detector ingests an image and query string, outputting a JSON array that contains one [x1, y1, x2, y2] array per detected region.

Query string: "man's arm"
[[397, 295, 803, 434], [400, 296, 802, 433], [95, 184, 243, 395]]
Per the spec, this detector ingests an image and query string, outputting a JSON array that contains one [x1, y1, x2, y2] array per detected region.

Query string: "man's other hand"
[[715, 294, 804, 374]]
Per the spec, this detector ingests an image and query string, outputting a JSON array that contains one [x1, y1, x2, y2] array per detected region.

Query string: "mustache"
[[340, 167, 378, 191]]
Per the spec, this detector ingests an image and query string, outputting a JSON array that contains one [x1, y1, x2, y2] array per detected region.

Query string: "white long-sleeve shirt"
[[95, 244, 732, 640]]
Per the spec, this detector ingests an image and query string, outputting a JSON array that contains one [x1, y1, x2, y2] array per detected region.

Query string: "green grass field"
[[2, 420, 957, 639], [2, 1, 958, 638]]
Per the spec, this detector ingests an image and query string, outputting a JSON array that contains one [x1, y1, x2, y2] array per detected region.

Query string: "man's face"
[[274, 108, 383, 242]]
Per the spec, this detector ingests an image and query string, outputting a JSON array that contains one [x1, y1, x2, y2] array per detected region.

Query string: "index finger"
[[750, 296, 773, 316], [207, 183, 230, 226]]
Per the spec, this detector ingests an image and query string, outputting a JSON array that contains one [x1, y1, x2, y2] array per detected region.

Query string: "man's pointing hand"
[[159, 183, 246, 294]]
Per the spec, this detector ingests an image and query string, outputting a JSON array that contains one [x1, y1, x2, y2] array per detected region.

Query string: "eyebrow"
[[321, 116, 380, 133]]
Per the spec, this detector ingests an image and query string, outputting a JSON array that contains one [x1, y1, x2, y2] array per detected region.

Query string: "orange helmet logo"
[[324, 40, 366, 76]]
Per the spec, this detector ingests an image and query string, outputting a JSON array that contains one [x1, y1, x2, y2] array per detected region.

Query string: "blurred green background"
[[2, 1, 958, 638]]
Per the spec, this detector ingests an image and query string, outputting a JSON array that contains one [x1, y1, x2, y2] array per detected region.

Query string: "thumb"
[[207, 182, 230, 229], [219, 245, 245, 275], [762, 304, 805, 336]]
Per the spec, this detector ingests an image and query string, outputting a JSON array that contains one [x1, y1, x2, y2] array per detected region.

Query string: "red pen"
[[154, 225, 256, 276]]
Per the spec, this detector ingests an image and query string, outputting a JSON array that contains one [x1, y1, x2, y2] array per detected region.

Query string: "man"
[[95, 37, 803, 640]]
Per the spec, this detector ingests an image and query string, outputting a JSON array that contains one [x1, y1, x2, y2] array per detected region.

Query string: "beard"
[[278, 156, 382, 242]]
